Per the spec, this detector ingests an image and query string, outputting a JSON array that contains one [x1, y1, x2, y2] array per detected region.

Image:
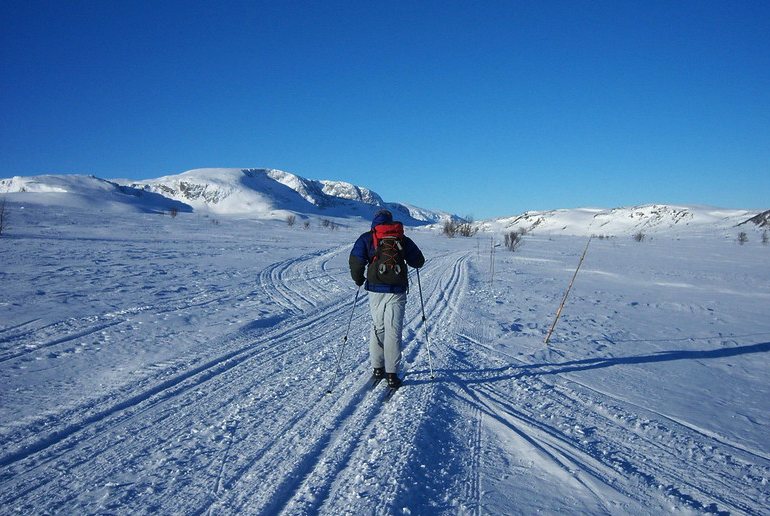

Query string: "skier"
[[349, 209, 425, 389]]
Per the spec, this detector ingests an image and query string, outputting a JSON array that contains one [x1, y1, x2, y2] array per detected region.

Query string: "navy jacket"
[[349, 212, 425, 294]]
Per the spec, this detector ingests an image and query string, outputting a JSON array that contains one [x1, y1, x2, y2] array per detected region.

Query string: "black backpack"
[[369, 222, 408, 286]]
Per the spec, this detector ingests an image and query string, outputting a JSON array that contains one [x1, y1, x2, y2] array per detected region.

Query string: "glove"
[[355, 277, 365, 287]]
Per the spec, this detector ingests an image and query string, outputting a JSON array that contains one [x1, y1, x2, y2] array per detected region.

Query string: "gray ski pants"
[[367, 291, 407, 373]]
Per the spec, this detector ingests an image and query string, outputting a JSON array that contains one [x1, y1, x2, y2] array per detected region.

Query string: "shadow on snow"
[[406, 341, 770, 386]]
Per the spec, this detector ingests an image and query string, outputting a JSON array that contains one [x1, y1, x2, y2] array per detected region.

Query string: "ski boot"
[[386, 373, 402, 389]]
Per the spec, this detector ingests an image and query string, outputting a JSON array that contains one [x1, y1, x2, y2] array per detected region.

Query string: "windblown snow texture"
[[1, 196, 769, 514]]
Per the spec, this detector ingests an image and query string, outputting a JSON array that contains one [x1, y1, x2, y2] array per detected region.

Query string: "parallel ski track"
[[451, 335, 770, 514], [0, 245, 348, 365], [199, 250, 472, 515], [0, 245, 357, 512], [0, 245, 346, 445], [442, 259, 770, 515]]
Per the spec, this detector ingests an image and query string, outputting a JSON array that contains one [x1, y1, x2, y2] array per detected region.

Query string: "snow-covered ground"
[[1, 201, 769, 515]]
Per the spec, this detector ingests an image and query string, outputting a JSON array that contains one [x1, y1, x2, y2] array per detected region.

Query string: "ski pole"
[[326, 286, 361, 394], [416, 268, 435, 379]]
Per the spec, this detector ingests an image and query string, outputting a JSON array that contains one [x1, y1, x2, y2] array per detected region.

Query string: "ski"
[[384, 384, 401, 401]]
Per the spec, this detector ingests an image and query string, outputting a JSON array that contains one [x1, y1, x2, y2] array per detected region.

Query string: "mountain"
[[0, 174, 190, 213], [1, 168, 454, 225], [738, 209, 770, 229], [3, 170, 766, 235], [123, 168, 452, 224], [482, 204, 764, 237]]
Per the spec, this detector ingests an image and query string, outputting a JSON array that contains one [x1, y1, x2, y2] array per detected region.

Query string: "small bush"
[[169, 207, 178, 218], [442, 220, 458, 238], [738, 232, 748, 245], [633, 231, 645, 242], [303, 221, 311, 230], [762, 231, 768, 245], [0, 196, 7, 237], [321, 219, 338, 231], [504, 230, 523, 252], [286, 214, 296, 227], [443, 218, 477, 238]]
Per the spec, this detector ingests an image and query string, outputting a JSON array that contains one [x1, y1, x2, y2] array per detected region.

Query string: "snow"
[[1, 193, 769, 515], [114, 168, 451, 224], [486, 204, 760, 237]]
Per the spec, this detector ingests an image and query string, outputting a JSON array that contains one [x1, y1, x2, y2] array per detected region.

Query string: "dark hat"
[[371, 209, 393, 228]]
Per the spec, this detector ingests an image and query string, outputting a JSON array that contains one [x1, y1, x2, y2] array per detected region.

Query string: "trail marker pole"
[[544, 236, 592, 345]]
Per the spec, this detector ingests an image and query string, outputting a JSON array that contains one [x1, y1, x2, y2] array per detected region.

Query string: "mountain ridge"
[[2, 169, 767, 235]]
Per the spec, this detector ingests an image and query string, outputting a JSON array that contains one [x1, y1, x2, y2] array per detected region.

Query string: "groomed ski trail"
[[3, 237, 768, 515]]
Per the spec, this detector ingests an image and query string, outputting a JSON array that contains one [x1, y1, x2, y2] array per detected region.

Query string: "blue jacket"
[[349, 211, 425, 293]]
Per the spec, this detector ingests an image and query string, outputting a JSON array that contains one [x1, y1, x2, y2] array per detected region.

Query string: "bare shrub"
[[443, 217, 477, 238], [442, 220, 458, 238], [286, 214, 296, 227], [504, 230, 523, 252], [458, 216, 478, 237], [169, 207, 178, 218], [633, 231, 645, 242], [738, 232, 748, 245], [762, 230, 768, 245], [303, 221, 310, 230], [0, 196, 7, 237], [320, 219, 338, 231]]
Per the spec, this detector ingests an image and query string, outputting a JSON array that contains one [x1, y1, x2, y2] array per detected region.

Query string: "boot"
[[386, 373, 402, 389], [373, 367, 385, 380]]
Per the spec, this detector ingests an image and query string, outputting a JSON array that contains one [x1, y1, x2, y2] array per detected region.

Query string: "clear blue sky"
[[2, 1, 768, 218]]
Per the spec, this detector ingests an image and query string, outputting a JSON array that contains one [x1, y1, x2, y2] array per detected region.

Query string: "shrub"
[[633, 231, 645, 242], [442, 220, 458, 238], [738, 232, 748, 245], [0, 196, 7, 237], [504, 230, 523, 252], [286, 214, 296, 227], [443, 218, 477, 238], [320, 219, 338, 231]]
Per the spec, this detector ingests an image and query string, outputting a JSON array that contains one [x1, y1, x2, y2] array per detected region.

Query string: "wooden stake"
[[544, 236, 592, 345]]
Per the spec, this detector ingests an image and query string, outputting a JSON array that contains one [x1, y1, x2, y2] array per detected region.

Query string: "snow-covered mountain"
[[739, 209, 770, 229], [1, 168, 453, 225], [121, 168, 451, 224], [0, 174, 190, 213], [3, 170, 766, 235], [483, 204, 765, 237]]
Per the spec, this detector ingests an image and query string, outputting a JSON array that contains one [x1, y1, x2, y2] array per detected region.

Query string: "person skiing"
[[349, 209, 425, 389]]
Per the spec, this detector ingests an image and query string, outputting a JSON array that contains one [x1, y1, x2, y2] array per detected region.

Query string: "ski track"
[[201, 250, 470, 515], [439, 258, 770, 515], [1, 245, 348, 366], [0, 245, 354, 512], [2, 243, 769, 514]]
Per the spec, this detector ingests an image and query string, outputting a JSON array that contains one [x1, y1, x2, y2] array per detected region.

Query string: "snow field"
[[1, 203, 769, 514]]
